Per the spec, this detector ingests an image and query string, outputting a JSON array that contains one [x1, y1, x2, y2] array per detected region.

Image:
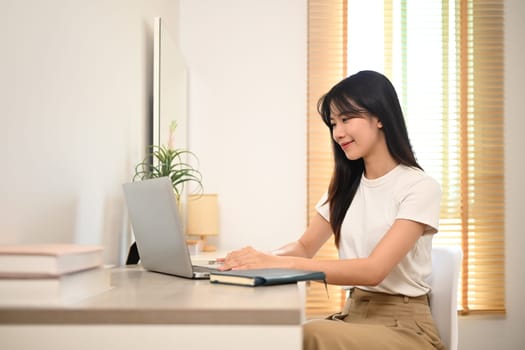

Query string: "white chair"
[[427, 246, 463, 350]]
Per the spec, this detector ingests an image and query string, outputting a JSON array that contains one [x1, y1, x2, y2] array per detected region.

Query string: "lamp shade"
[[186, 194, 219, 237]]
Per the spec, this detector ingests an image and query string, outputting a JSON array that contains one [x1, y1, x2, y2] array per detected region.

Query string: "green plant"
[[133, 122, 203, 200]]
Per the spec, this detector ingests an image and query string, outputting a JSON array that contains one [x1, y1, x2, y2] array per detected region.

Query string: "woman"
[[219, 70, 444, 349]]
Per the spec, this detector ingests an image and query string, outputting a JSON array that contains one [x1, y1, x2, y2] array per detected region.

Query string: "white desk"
[[0, 266, 306, 350]]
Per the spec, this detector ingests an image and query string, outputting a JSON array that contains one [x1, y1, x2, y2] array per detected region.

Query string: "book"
[[0, 267, 112, 305], [209, 268, 326, 287], [0, 244, 104, 278]]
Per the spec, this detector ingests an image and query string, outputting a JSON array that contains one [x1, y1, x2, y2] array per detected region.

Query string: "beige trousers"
[[303, 288, 446, 350]]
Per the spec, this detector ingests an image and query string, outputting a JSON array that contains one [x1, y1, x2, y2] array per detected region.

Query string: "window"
[[307, 0, 504, 317]]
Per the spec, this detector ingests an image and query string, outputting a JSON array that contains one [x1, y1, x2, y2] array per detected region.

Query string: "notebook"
[[122, 177, 217, 279]]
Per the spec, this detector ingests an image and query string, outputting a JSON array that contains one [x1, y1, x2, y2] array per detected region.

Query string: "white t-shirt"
[[316, 164, 441, 296]]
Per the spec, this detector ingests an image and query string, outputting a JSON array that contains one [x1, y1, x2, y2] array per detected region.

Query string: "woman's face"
[[330, 108, 384, 161]]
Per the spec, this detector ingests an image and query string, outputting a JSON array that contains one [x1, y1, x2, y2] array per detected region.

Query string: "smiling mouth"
[[340, 141, 353, 150]]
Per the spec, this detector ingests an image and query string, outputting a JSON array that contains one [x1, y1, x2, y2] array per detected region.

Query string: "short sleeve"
[[315, 192, 330, 221], [396, 177, 441, 234]]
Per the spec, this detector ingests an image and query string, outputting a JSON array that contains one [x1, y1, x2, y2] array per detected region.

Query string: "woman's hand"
[[215, 214, 331, 271], [217, 246, 286, 271]]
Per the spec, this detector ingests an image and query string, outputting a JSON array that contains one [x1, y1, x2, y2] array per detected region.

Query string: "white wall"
[[180, 0, 525, 349], [179, 0, 307, 252], [2, 0, 179, 264]]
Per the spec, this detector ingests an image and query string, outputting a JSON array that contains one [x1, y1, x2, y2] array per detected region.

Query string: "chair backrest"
[[427, 246, 462, 350]]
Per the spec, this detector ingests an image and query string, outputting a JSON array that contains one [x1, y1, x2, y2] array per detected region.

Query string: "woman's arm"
[[220, 218, 426, 286], [271, 213, 333, 258], [218, 213, 332, 264]]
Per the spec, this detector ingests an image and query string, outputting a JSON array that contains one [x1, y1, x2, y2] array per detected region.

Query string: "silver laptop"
[[122, 177, 217, 279]]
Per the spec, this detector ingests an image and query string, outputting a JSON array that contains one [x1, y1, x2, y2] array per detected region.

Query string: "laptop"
[[122, 177, 218, 279]]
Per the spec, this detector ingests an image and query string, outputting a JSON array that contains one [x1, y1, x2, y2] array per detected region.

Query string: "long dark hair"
[[317, 70, 421, 247]]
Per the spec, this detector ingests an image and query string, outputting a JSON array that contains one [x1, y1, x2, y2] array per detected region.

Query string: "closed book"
[[0, 244, 104, 277], [209, 268, 326, 287], [0, 267, 112, 305]]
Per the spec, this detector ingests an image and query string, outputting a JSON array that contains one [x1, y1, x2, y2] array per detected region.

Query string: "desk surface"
[[0, 266, 306, 326]]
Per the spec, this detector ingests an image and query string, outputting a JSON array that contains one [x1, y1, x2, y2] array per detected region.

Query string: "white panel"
[[1, 325, 301, 350], [179, 0, 307, 252]]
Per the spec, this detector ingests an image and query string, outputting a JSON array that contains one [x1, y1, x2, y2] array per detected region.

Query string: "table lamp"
[[186, 194, 219, 252]]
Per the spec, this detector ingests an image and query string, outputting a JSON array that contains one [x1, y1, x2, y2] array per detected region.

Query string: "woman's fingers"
[[219, 246, 261, 270]]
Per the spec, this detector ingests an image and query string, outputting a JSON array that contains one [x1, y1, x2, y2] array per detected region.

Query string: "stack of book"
[[0, 244, 111, 305]]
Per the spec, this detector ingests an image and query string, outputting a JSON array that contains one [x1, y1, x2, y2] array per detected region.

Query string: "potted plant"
[[132, 121, 203, 201]]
